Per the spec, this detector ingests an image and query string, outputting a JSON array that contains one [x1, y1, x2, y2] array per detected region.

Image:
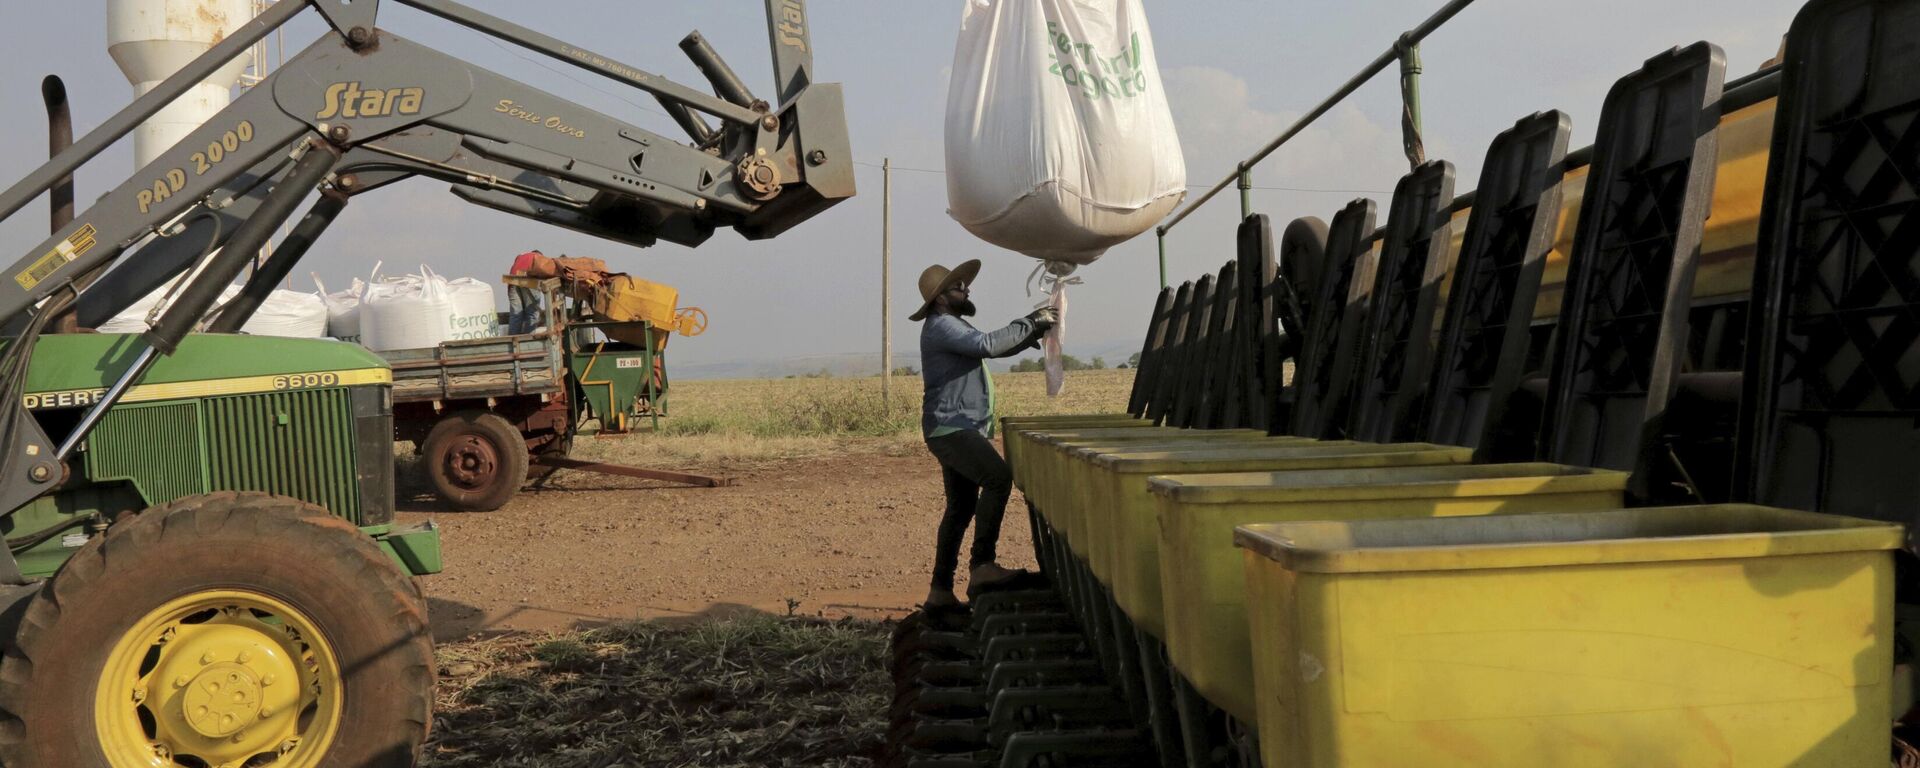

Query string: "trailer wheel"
[[423, 410, 530, 511], [0, 492, 433, 768]]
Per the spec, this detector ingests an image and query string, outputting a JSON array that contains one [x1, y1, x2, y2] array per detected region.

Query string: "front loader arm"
[[12, 0, 855, 328], [1, 80, 317, 329], [8, 0, 853, 325], [0, 0, 855, 566], [78, 110, 668, 329], [79, 118, 634, 328], [766, 0, 816, 107], [82, 20, 851, 307], [64, 16, 851, 326]]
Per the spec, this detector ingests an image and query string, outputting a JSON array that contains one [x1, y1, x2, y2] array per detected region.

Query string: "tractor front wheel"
[[422, 410, 530, 511], [0, 492, 433, 767]]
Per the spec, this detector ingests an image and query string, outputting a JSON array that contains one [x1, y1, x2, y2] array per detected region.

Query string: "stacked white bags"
[[360, 272, 452, 351], [98, 278, 324, 338], [446, 276, 501, 341], [944, 0, 1186, 270], [358, 267, 500, 351], [100, 263, 503, 350], [314, 275, 365, 343], [233, 290, 327, 337], [97, 281, 239, 334]]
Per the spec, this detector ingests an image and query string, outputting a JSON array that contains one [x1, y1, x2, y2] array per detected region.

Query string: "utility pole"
[[881, 158, 893, 407]]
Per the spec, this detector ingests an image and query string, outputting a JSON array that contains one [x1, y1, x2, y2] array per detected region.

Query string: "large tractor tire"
[[422, 410, 529, 511], [0, 492, 434, 767]]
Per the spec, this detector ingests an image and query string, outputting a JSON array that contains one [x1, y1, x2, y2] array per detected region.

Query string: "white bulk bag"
[[315, 267, 375, 342], [236, 290, 328, 338], [97, 276, 239, 334], [359, 268, 457, 351], [944, 0, 1186, 268], [445, 277, 500, 340], [313, 275, 366, 343]]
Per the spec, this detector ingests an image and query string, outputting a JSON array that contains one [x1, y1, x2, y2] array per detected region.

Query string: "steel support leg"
[[998, 729, 1147, 768], [1172, 671, 1231, 767], [1103, 587, 1150, 730], [1136, 630, 1188, 768]]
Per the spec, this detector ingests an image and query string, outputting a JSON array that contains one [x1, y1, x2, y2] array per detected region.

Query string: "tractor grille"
[[88, 387, 373, 524], [86, 401, 207, 504], [204, 389, 362, 523]]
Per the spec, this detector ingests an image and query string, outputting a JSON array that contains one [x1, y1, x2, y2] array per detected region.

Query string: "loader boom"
[[0, 0, 853, 583]]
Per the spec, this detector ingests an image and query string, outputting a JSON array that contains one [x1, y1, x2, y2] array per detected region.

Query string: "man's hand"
[[1013, 308, 1055, 353]]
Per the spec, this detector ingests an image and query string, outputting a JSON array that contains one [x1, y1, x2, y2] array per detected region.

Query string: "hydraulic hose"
[[210, 193, 348, 333], [6, 513, 89, 553], [144, 140, 338, 354]]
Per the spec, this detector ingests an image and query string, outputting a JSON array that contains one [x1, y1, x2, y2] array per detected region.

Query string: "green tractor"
[[0, 335, 442, 766], [0, 0, 851, 764]]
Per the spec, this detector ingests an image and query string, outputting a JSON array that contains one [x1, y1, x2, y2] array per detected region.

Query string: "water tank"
[[108, 0, 255, 168]]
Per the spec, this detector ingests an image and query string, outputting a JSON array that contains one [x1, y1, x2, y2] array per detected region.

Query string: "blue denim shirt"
[[920, 313, 1037, 438]]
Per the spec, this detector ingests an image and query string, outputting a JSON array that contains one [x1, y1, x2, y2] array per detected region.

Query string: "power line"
[[453, 39, 1396, 199], [850, 160, 1387, 195], [453, 41, 1395, 198], [1201, 183, 1390, 194], [855, 160, 942, 174]]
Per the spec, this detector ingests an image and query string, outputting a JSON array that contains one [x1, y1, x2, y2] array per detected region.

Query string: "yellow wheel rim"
[[674, 306, 708, 336], [96, 589, 343, 768]]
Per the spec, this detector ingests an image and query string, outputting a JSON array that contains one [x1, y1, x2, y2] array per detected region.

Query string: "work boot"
[[924, 587, 962, 611], [968, 562, 1021, 592]]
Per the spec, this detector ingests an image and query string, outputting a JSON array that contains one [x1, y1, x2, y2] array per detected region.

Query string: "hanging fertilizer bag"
[[944, 0, 1186, 268]]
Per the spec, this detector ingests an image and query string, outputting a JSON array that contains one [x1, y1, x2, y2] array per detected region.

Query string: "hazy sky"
[[0, 1, 1801, 372]]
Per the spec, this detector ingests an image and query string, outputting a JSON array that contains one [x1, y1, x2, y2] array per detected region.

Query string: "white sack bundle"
[[235, 289, 328, 338]]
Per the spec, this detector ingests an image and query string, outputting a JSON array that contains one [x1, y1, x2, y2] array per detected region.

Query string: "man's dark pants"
[[925, 429, 1012, 591]]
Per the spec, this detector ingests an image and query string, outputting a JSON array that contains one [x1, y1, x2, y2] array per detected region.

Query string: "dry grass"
[[427, 615, 890, 768], [421, 375, 1136, 763], [571, 433, 882, 467], [663, 369, 1137, 436], [577, 369, 1137, 465]]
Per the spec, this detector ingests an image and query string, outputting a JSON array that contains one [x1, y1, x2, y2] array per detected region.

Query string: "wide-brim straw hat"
[[908, 259, 981, 321]]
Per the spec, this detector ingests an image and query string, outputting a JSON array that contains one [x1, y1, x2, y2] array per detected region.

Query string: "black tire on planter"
[[422, 410, 530, 511], [0, 492, 434, 767]]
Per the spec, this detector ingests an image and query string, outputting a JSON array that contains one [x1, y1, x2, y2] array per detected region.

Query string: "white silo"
[[108, 0, 256, 168]]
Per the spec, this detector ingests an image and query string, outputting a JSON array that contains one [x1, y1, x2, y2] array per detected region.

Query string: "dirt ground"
[[400, 438, 1037, 642]]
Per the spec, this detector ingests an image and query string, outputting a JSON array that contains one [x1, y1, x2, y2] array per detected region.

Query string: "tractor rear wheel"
[[422, 410, 529, 511], [0, 492, 433, 767]]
